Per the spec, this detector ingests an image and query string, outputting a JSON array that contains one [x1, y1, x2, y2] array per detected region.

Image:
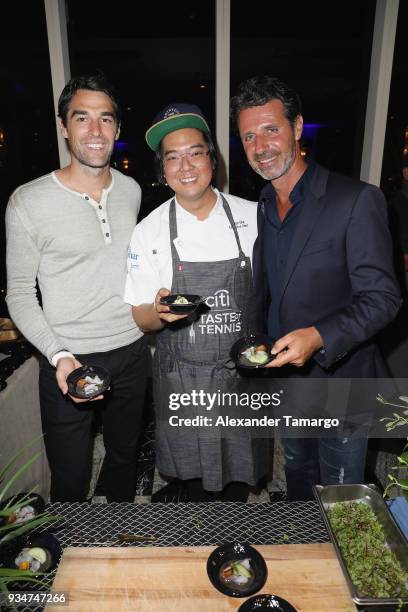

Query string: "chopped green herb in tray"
[[327, 502, 408, 599]]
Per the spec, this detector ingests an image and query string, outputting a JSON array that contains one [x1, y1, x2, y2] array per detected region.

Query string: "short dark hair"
[[154, 129, 218, 186], [231, 75, 302, 130], [58, 71, 121, 127]]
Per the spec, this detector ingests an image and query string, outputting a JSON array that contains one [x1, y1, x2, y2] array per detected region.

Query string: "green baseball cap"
[[145, 103, 210, 151]]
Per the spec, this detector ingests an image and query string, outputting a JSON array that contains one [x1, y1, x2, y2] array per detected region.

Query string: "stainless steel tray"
[[314, 483, 408, 607]]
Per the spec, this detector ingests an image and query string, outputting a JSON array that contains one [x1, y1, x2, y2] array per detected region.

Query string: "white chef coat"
[[124, 188, 257, 306]]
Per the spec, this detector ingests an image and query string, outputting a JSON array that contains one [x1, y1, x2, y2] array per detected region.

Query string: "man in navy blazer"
[[231, 75, 400, 500]]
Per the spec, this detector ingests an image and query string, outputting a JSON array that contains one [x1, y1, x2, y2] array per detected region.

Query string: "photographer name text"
[[168, 415, 340, 429]]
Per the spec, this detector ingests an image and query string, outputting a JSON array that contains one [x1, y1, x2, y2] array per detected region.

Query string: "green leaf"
[[0, 452, 42, 503], [3, 491, 37, 511], [0, 579, 17, 612], [0, 511, 54, 533], [0, 568, 45, 578], [0, 436, 44, 486], [397, 451, 408, 466], [0, 494, 39, 518], [395, 478, 408, 491], [0, 514, 61, 544]]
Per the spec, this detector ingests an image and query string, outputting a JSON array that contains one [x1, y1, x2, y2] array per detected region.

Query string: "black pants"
[[39, 337, 148, 502]]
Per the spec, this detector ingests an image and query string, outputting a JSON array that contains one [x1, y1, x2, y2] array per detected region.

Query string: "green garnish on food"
[[328, 501, 408, 598], [220, 558, 254, 585], [231, 561, 252, 578]]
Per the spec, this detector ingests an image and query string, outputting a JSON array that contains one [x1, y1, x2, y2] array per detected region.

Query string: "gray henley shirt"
[[6, 168, 143, 362]]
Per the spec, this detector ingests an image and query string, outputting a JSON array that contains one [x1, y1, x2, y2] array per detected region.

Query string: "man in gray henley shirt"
[[6, 73, 147, 502]]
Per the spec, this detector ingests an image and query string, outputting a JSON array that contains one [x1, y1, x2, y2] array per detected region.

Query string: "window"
[[0, 4, 58, 310], [66, 0, 215, 218], [229, 1, 375, 200]]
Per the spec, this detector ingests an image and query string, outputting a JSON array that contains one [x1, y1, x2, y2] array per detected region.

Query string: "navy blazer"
[[253, 163, 401, 376]]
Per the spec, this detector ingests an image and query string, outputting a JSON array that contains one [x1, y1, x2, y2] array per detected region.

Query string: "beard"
[[69, 142, 114, 170], [251, 141, 297, 181]]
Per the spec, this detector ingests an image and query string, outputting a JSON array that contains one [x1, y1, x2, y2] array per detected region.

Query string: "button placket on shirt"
[[84, 192, 112, 244]]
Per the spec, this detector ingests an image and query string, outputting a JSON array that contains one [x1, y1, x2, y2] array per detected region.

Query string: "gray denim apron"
[[153, 196, 268, 491]]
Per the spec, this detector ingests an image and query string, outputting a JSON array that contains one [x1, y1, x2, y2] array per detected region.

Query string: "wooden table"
[[49, 543, 356, 611]]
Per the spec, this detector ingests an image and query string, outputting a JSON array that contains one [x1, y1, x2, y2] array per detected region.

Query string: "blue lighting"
[[302, 123, 329, 139], [114, 141, 128, 152]]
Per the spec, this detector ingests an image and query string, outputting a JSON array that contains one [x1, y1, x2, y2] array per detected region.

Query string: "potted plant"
[[0, 440, 62, 608], [376, 394, 408, 500]]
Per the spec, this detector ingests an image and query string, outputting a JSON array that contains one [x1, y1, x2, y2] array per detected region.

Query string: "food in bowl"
[[67, 365, 111, 399], [207, 542, 267, 597], [7, 504, 36, 524], [241, 344, 269, 365], [75, 374, 104, 397], [220, 558, 255, 587], [159, 293, 203, 314], [173, 295, 190, 305], [0, 493, 45, 528], [15, 546, 51, 572], [231, 334, 275, 369]]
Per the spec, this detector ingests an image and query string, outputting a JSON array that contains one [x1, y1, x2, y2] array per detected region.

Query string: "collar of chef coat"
[[173, 187, 224, 221]]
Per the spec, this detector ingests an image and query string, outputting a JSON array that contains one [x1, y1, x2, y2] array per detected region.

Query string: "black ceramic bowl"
[[207, 542, 267, 598], [159, 293, 204, 314], [0, 493, 45, 527], [231, 334, 276, 369], [67, 364, 111, 399], [238, 594, 298, 611]]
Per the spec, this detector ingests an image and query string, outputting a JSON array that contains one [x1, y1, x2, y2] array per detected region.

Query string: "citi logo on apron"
[[198, 289, 242, 335], [205, 289, 230, 309]]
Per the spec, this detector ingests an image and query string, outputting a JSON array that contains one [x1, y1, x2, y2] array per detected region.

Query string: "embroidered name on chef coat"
[[127, 247, 140, 269], [230, 219, 248, 229]]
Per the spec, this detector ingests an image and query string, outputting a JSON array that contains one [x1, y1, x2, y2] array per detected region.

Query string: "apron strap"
[[220, 195, 246, 260], [220, 196, 254, 337], [169, 199, 181, 264], [168, 194, 246, 263]]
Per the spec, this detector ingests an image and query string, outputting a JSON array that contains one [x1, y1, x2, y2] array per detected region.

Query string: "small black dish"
[[207, 542, 267, 598], [67, 364, 110, 399], [238, 594, 297, 611], [159, 293, 204, 314], [231, 334, 276, 369]]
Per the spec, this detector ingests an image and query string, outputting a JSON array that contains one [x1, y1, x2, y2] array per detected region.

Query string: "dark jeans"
[[282, 436, 369, 501], [39, 337, 148, 502]]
